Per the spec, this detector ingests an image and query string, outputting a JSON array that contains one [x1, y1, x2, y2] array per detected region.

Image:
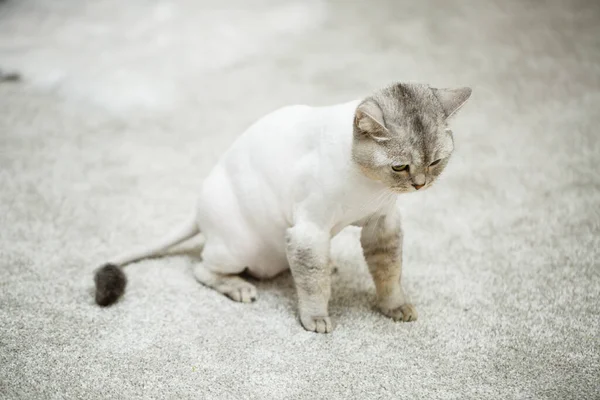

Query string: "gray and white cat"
[[95, 82, 472, 333]]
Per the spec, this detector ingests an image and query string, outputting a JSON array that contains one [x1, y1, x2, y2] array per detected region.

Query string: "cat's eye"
[[391, 164, 408, 172], [429, 159, 442, 166]]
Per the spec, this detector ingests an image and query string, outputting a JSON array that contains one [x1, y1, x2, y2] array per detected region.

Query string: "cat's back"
[[198, 104, 319, 215], [231, 103, 317, 158], [227, 100, 359, 160], [207, 100, 360, 198]]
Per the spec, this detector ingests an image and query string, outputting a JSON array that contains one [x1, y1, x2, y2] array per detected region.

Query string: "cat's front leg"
[[285, 222, 333, 333], [360, 210, 418, 322]]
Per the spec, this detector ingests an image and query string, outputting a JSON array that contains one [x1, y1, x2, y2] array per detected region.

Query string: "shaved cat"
[[94, 82, 472, 333]]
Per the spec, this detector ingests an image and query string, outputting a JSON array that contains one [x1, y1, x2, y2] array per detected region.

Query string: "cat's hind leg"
[[193, 263, 257, 303]]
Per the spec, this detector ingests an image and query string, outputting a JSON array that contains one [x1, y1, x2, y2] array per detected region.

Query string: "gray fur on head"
[[352, 82, 471, 192]]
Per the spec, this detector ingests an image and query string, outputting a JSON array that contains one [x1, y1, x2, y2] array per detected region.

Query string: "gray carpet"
[[1, 0, 599, 398]]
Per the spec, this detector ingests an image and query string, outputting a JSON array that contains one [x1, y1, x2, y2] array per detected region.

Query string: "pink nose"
[[412, 183, 425, 190]]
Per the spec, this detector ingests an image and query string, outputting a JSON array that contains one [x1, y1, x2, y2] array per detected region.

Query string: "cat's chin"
[[390, 185, 432, 194], [390, 187, 413, 194]]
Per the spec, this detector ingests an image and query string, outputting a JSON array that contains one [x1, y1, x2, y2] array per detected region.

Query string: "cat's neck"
[[329, 167, 397, 235], [318, 98, 392, 199]]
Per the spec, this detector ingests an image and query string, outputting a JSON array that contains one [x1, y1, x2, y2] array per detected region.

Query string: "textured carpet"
[[1, 0, 599, 399]]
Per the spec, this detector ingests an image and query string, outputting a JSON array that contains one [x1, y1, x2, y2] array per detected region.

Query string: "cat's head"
[[352, 83, 471, 193]]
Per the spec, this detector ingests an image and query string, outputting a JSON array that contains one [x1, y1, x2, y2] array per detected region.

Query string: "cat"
[[94, 82, 472, 333]]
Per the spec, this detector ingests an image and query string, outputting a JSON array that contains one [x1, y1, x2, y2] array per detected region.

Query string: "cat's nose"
[[412, 183, 425, 190]]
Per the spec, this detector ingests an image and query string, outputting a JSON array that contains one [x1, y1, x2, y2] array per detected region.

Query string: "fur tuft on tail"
[[94, 264, 127, 306], [93, 215, 200, 306]]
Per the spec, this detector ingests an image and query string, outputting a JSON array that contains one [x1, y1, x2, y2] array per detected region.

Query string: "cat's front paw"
[[300, 314, 333, 333], [380, 303, 418, 322]]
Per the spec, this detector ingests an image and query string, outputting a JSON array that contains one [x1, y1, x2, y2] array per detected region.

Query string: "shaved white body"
[[96, 82, 471, 333], [197, 100, 393, 279]]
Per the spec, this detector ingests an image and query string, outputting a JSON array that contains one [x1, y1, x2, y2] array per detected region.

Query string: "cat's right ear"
[[432, 87, 472, 119], [354, 101, 390, 142]]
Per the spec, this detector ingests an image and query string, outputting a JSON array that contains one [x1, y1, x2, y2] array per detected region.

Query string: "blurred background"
[[1, 1, 599, 399]]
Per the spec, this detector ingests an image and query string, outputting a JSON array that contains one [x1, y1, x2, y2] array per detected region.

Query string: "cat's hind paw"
[[224, 283, 257, 303], [193, 263, 257, 303]]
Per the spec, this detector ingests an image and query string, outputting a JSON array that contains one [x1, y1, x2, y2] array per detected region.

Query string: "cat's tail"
[[94, 215, 201, 306]]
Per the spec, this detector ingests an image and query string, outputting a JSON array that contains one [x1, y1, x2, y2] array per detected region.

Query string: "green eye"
[[430, 159, 442, 166], [391, 164, 408, 172]]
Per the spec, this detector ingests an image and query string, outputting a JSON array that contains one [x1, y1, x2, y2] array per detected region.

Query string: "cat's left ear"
[[432, 87, 472, 119], [354, 100, 390, 142]]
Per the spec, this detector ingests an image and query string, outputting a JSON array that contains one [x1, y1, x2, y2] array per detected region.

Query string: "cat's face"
[[352, 83, 471, 193]]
